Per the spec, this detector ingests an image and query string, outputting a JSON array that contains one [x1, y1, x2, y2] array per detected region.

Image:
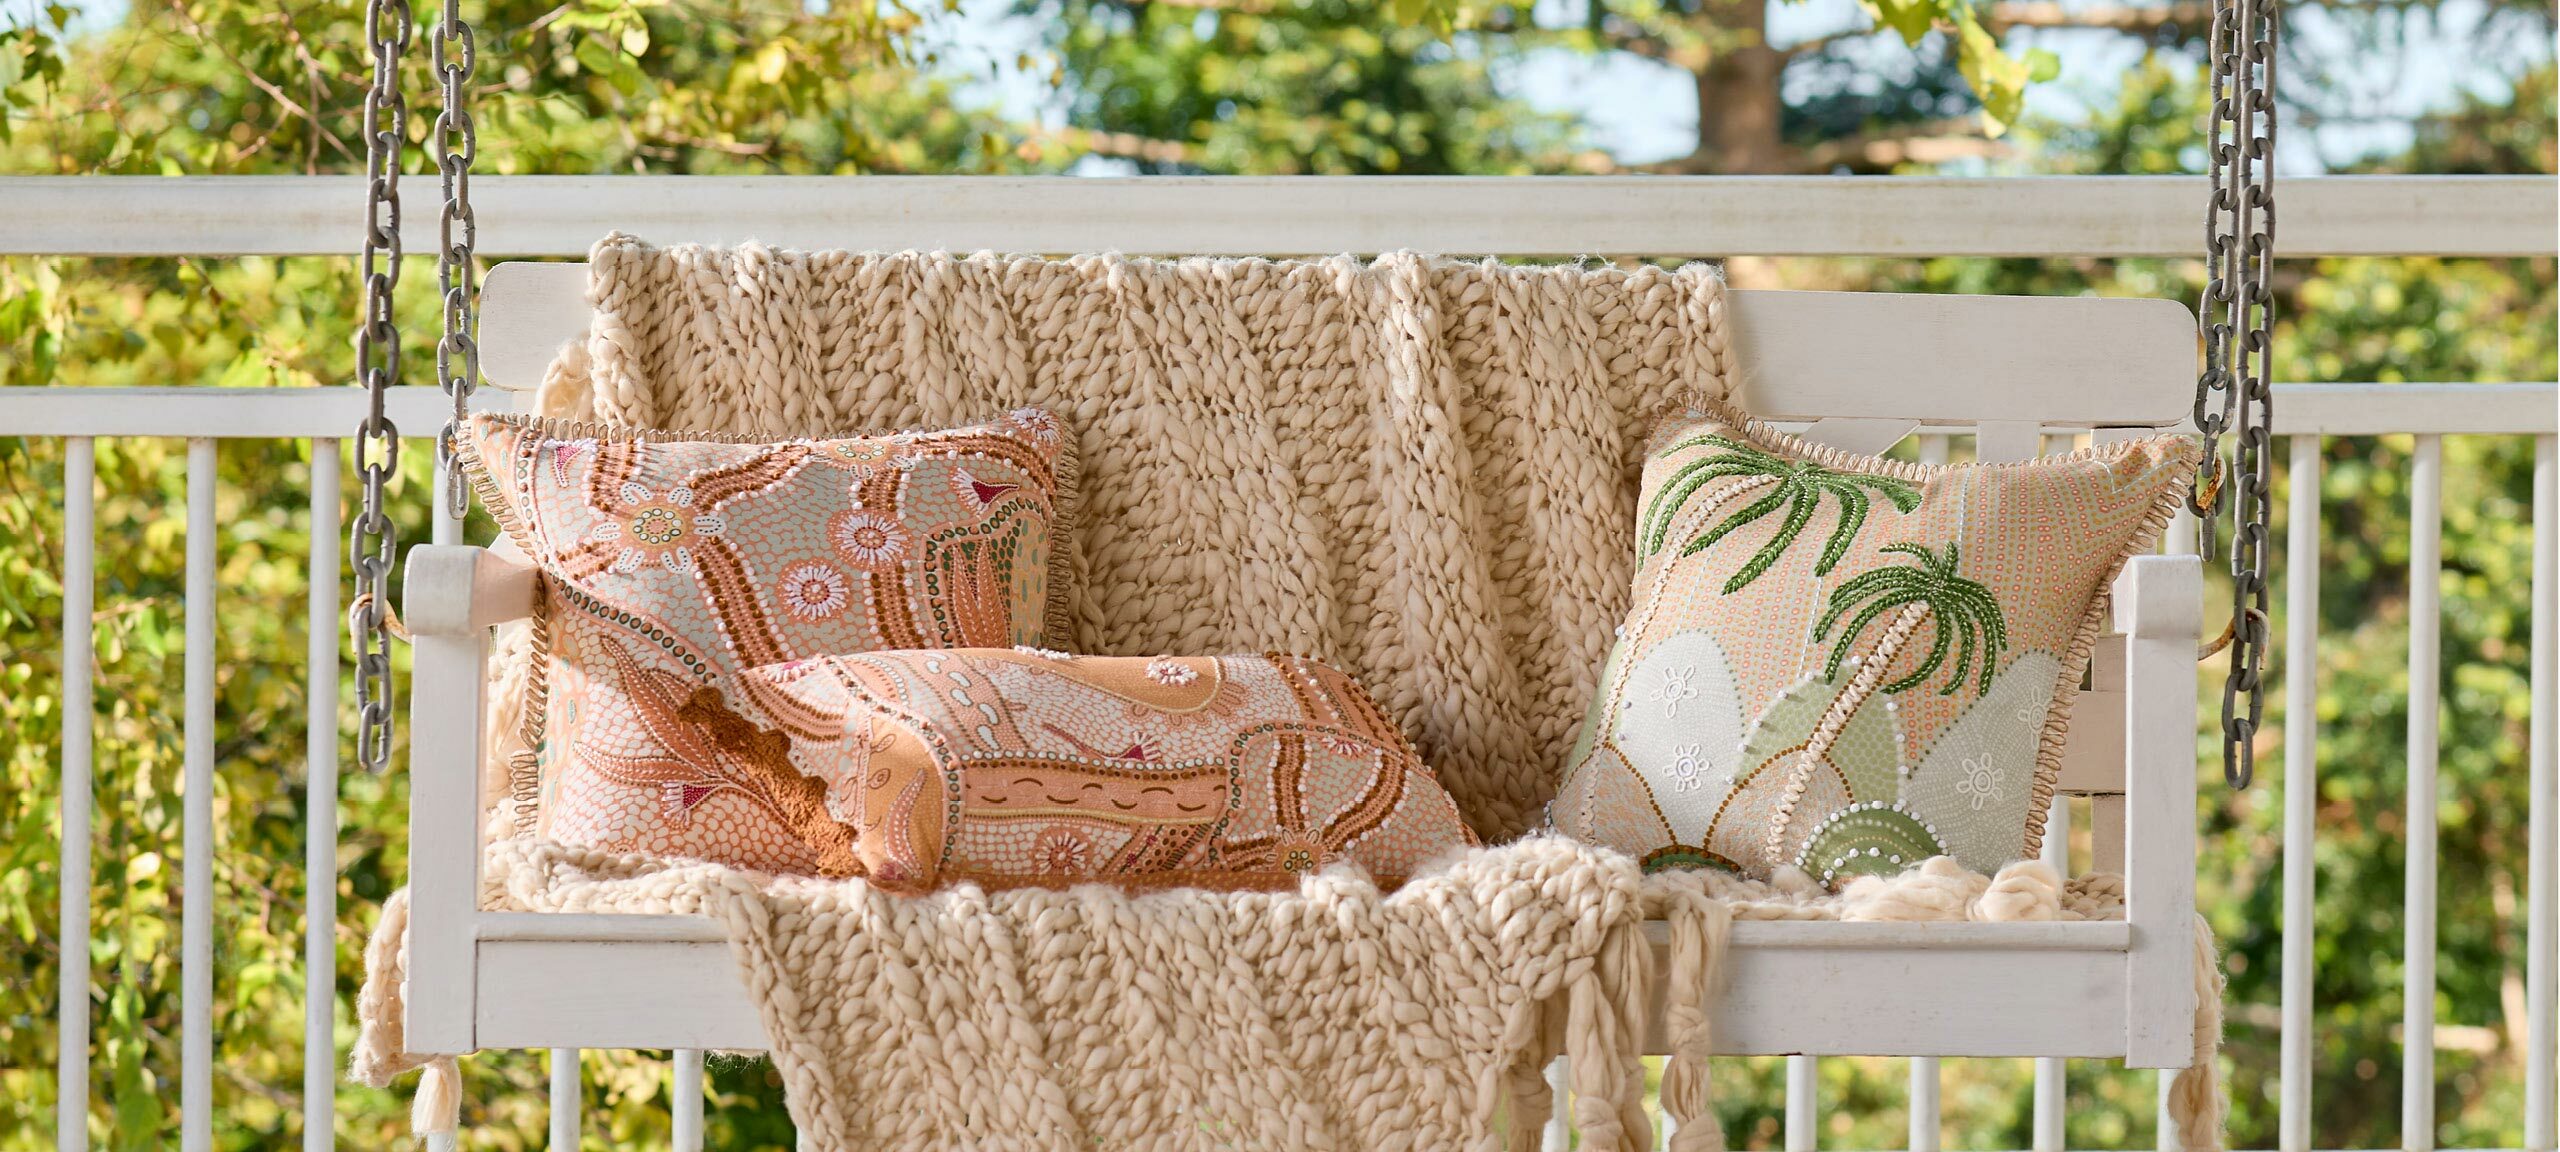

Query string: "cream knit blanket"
[[534, 236, 1738, 841]]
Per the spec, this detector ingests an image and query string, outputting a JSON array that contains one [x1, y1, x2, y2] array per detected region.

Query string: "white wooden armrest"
[[401, 545, 533, 1055], [2115, 553, 2203, 1068], [404, 544, 537, 635]]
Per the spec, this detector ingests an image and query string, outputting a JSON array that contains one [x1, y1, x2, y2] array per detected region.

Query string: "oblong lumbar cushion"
[[1550, 402, 2198, 886], [738, 648, 1479, 891], [459, 409, 1079, 873]]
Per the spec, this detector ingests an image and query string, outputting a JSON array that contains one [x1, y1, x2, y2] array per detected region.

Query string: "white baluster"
[[2526, 434, 2556, 1152], [2279, 434, 2322, 1152], [182, 438, 217, 1152], [673, 1050, 705, 1152], [2405, 435, 2443, 1152], [305, 442, 341, 1152], [58, 438, 96, 1152], [1785, 1055, 1817, 1152], [549, 1049, 581, 1151]]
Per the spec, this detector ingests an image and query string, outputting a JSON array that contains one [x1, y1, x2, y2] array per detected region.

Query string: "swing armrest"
[[2113, 552, 2203, 1069], [400, 544, 537, 1055], [404, 545, 539, 636]]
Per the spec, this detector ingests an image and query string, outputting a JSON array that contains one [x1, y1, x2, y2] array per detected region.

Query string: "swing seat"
[[394, 261, 2202, 1069]]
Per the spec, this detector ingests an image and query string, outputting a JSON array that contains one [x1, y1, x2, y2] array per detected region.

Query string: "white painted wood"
[[403, 546, 497, 1056], [0, 385, 514, 439], [1974, 420, 2048, 465], [1800, 417, 1921, 456], [473, 920, 2139, 1056], [303, 442, 340, 1152], [548, 1050, 582, 1152], [2158, 1072, 2179, 1152], [56, 438, 94, 1152], [2034, 801, 2072, 1152], [1541, 1057, 1570, 1152], [2529, 434, 2558, 1152], [476, 263, 592, 394], [2273, 383, 2558, 436], [2091, 795, 2128, 876], [403, 547, 538, 636], [481, 263, 2198, 433], [7, 175, 2552, 258], [2119, 554, 2204, 1069], [181, 439, 216, 1152], [2281, 434, 2323, 1152], [673, 1051, 705, 1152], [1785, 1056, 1817, 1151], [1908, 1058, 1941, 1152], [2405, 435, 2444, 1152]]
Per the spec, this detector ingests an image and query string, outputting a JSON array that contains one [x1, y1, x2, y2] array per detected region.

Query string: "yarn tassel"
[[2165, 914, 2229, 1152], [1564, 916, 1654, 1152], [414, 1056, 462, 1139], [1659, 890, 1731, 1152]]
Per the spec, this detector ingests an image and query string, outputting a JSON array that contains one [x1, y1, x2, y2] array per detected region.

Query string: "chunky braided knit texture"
[[354, 848, 2224, 1151], [534, 238, 1737, 841]]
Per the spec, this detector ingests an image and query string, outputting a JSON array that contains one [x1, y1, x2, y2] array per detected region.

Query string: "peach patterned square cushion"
[[1551, 402, 2197, 886], [739, 649, 1479, 891], [460, 409, 1077, 873]]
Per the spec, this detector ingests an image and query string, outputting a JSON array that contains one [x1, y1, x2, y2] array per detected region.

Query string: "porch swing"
[[348, 0, 2278, 1147]]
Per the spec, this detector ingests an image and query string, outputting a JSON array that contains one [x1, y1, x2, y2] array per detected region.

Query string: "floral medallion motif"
[[776, 562, 851, 621], [596, 482, 725, 574], [830, 508, 912, 570]]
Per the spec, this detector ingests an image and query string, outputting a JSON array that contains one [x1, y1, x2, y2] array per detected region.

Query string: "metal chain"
[[350, 0, 412, 775], [2196, 0, 2278, 789], [432, 0, 479, 519]]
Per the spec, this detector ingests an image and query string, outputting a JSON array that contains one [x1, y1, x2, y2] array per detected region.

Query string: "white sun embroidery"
[[1957, 754, 2004, 811], [1650, 664, 1701, 719], [1667, 743, 1706, 793]]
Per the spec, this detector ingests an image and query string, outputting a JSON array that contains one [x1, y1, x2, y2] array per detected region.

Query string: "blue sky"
[[54, 0, 2556, 173]]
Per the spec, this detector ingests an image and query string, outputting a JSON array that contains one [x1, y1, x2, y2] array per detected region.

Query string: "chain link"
[[351, 0, 413, 774], [2197, 0, 2278, 789], [433, 0, 480, 520]]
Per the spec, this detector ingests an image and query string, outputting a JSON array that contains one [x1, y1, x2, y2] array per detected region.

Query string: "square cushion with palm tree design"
[[1550, 402, 2197, 886], [460, 408, 1079, 874]]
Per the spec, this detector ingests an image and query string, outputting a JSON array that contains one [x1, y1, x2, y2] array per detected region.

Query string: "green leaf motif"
[[1814, 541, 2008, 696], [1639, 435, 1922, 596]]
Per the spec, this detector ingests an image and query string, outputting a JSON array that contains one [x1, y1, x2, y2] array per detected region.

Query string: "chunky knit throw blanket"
[[355, 242, 2227, 1150], [535, 235, 1740, 842]]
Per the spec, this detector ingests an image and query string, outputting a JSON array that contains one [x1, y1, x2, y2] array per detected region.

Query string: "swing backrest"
[[473, 260, 2193, 865]]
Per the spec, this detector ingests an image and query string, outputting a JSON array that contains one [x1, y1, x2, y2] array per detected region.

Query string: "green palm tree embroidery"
[[1639, 435, 1923, 594], [1813, 541, 2007, 697], [1764, 541, 2009, 867]]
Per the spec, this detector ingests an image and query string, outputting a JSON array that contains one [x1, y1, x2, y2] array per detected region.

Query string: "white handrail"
[[1, 175, 2550, 258]]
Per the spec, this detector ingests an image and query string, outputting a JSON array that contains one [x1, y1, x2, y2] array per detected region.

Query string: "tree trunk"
[[1681, 0, 1792, 174], [1764, 600, 1931, 864]]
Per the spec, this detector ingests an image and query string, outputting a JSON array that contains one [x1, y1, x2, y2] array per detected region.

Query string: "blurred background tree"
[[1, 0, 2551, 1149]]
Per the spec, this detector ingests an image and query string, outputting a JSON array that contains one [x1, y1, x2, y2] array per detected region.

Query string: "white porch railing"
[[5, 174, 2554, 1152]]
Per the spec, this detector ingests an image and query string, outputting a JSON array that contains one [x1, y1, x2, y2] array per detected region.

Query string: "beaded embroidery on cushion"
[[459, 409, 1077, 873], [1551, 401, 2198, 886], [741, 649, 1479, 891]]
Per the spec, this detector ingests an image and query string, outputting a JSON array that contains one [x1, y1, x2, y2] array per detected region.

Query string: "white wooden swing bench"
[[396, 253, 2205, 1115]]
